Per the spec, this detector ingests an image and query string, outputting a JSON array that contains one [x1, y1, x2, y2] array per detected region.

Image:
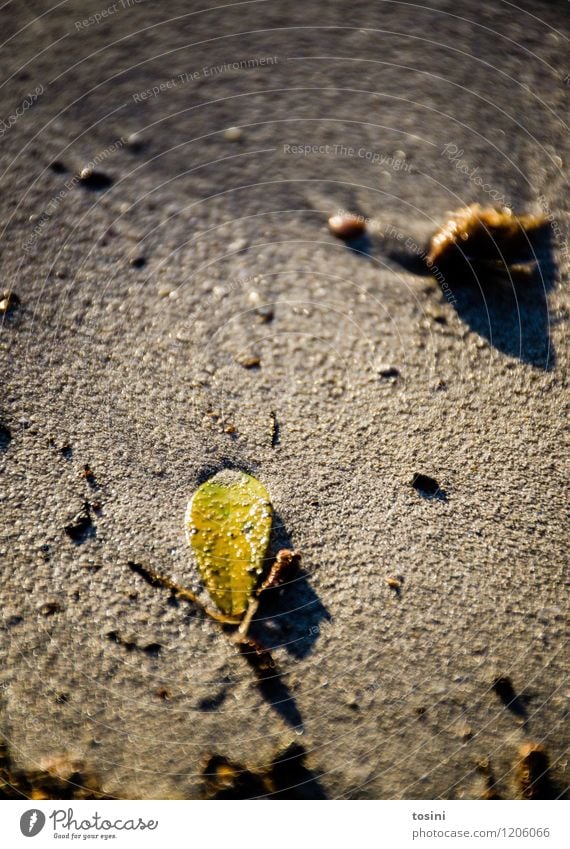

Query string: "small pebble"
[[328, 213, 367, 240], [126, 133, 145, 153], [247, 291, 274, 322], [129, 256, 146, 269], [456, 723, 473, 741], [224, 126, 242, 142], [228, 237, 248, 253], [0, 290, 20, 314], [79, 168, 114, 190], [38, 601, 62, 616], [236, 355, 261, 369], [426, 306, 447, 324]]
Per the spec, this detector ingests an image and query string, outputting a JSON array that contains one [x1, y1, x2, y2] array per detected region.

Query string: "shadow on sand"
[[382, 224, 557, 370], [234, 510, 331, 732]]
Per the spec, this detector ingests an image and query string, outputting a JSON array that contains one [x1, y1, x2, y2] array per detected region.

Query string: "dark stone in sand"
[[79, 169, 114, 191], [411, 473, 441, 497], [49, 160, 67, 173], [378, 366, 400, 378]]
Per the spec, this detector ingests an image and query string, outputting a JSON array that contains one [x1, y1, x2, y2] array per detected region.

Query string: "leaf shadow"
[[231, 510, 331, 732], [251, 510, 332, 660], [194, 457, 258, 486]]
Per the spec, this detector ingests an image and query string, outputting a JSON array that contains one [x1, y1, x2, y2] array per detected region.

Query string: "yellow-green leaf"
[[185, 471, 272, 617]]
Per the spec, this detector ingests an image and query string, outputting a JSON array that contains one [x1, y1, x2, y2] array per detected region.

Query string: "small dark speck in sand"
[[0, 424, 12, 452]]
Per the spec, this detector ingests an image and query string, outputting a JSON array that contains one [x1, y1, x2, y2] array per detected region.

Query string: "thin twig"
[[127, 561, 242, 625]]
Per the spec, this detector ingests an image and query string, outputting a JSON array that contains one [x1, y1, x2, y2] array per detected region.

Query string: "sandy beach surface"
[[1, 0, 568, 799]]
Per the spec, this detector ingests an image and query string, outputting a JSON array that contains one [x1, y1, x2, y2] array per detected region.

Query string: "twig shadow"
[[236, 637, 304, 731]]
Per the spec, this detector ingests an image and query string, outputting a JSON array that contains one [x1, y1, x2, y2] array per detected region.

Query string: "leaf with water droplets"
[[185, 471, 272, 617]]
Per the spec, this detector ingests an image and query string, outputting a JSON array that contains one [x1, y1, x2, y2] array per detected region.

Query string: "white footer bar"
[[4, 799, 568, 849]]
